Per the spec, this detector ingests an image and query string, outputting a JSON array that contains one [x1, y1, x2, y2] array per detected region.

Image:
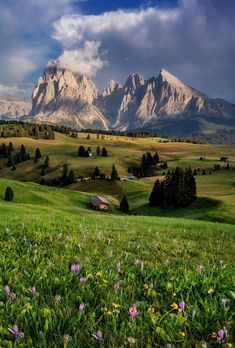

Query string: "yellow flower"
[[112, 303, 120, 309], [170, 302, 178, 310], [107, 311, 112, 315], [225, 343, 233, 348], [172, 292, 177, 296], [101, 306, 108, 312], [211, 332, 217, 338], [144, 284, 149, 290], [208, 288, 214, 295], [147, 306, 155, 313], [96, 271, 102, 277], [179, 331, 186, 337]]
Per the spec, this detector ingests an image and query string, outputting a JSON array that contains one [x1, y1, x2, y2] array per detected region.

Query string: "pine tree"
[[4, 187, 14, 201], [149, 179, 164, 206], [62, 163, 69, 184], [43, 156, 49, 169], [19, 144, 27, 162], [96, 146, 101, 156], [120, 195, 129, 213], [94, 166, 100, 177], [7, 157, 13, 167], [34, 148, 42, 163], [78, 145, 86, 157], [67, 170, 75, 184], [153, 152, 160, 164], [111, 164, 118, 180], [101, 147, 108, 157], [87, 134, 90, 139]]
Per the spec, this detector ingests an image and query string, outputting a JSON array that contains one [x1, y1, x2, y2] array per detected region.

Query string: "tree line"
[[0, 121, 54, 139]]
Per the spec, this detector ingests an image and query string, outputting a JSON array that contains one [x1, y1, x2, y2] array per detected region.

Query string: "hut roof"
[[90, 195, 110, 206]]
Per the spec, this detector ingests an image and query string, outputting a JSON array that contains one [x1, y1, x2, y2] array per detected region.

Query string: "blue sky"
[[0, 0, 235, 103]]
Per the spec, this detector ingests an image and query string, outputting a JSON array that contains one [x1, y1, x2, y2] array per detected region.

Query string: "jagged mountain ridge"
[[6, 66, 235, 138], [0, 94, 31, 120]]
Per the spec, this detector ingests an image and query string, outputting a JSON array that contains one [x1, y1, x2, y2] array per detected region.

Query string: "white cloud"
[[49, 41, 107, 76]]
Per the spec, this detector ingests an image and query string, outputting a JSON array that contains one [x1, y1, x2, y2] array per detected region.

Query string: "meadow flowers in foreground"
[[0, 218, 234, 347]]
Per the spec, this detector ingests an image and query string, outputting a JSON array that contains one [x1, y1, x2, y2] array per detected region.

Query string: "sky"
[[0, 0, 235, 103]]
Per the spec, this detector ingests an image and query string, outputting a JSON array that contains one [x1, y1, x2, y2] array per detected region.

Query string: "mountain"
[[0, 94, 31, 120], [26, 66, 109, 130], [9, 66, 235, 140], [97, 69, 235, 133]]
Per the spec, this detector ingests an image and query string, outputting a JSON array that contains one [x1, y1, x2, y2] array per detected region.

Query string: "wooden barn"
[[89, 196, 110, 211]]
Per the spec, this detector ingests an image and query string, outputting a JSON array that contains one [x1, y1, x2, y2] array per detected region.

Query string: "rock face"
[[0, 95, 31, 120], [97, 69, 235, 131], [28, 66, 109, 130], [24, 66, 235, 136]]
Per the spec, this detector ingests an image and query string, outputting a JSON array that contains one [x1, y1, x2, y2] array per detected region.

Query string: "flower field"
[[0, 209, 234, 347]]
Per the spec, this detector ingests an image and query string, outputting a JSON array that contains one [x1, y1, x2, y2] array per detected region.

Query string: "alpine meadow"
[[0, 0, 235, 347]]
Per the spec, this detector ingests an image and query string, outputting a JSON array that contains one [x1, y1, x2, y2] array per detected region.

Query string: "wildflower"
[[128, 304, 140, 318], [144, 284, 149, 290], [127, 337, 136, 344], [64, 335, 71, 344], [201, 343, 207, 348], [96, 271, 102, 277], [179, 331, 185, 337], [179, 301, 185, 312], [8, 325, 24, 340], [166, 345, 175, 348], [70, 264, 81, 273], [112, 303, 120, 309], [192, 310, 196, 318], [113, 281, 121, 292], [79, 277, 87, 284], [198, 264, 204, 272], [149, 283, 154, 289], [221, 298, 227, 307], [208, 288, 214, 295], [217, 329, 225, 340], [92, 330, 103, 343], [172, 291, 177, 296], [4, 285, 11, 297], [147, 306, 155, 313], [55, 295, 62, 302], [29, 287, 39, 297], [116, 262, 121, 272], [170, 303, 178, 310], [79, 303, 85, 311]]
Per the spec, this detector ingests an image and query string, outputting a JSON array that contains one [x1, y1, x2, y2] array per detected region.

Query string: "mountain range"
[[1, 66, 235, 141]]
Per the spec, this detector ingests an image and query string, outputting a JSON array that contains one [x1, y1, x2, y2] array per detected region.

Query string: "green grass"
[[0, 179, 234, 346]]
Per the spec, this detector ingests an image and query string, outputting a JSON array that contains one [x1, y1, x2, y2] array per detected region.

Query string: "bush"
[[4, 187, 14, 201]]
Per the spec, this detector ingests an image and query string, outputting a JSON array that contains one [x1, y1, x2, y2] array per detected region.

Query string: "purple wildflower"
[[116, 262, 121, 272], [70, 264, 81, 273], [92, 330, 103, 343], [217, 329, 225, 340], [4, 285, 11, 297], [128, 304, 140, 318], [79, 277, 87, 284], [201, 343, 207, 348], [221, 299, 227, 307], [64, 334, 71, 344], [8, 325, 24, 340], [149, 283, 154, 289], [79, 303, 85, 311], [29, 287, 39, 297], [179, 301, 186, 312]]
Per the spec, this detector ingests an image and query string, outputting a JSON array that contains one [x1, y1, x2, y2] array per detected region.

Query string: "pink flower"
[[128, 304, 140, 318], [4, 285, 10, 297], [70, 264, 81, 273], [8, 325, 24, 340], [79, 277, 87, 284], [92, 330, 103, 343], [79, 303, 85, 311], [29, 287, 39, 296], [179, 301, 185, 312]]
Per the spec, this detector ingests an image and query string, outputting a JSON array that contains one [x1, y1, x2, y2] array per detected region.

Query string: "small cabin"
[[127, 175, 137, 180], [199, 156, 205, 161], [89, 196, 110, 211], [220, 156, 229, 161]]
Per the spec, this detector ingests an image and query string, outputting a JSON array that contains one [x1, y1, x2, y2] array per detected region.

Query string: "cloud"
[[51, 0, 235, 102], [0, 83, 33, 98], [49, 41, 107, 76]]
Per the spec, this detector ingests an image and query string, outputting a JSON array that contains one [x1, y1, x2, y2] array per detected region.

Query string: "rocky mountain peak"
[[102, 80, 122, 97], [124, 74, 145, 91]]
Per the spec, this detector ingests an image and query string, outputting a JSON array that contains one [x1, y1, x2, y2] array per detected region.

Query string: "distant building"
[[220, 156, 229, 161], [127, 175, 138, 180], [199, 156, 205, 160], [88, 151, 92, 157], [117, 176, 127, 181], [89, 196, 110, 211]]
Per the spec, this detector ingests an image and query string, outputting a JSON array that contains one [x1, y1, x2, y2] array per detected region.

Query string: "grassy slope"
[[0, 132, 235, 225]]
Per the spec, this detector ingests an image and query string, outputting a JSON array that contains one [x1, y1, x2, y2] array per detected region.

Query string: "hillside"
[[0, 132, 235, 224]]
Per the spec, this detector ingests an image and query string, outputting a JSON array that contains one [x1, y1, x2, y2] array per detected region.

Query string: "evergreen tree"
[[226, 163, 230, 170], [149, 179, 164, 206], [101, 147, 108, 157], [153, 151, 160, 164], [202, 169, 206, 175], [94, 166, 100, 177], [4, 187, 14, 201], [78, 145, 86, 157], [96, 146, 101, 156], [67, 170, 75, 184], [62, 163, 69, 184], [120, 195, 129, 213], [8, 142, 14, 152], [7, 157, 13, 167], [87, 134, 90, 139], [19, 144, 27, 162], [43, 156, 49, 170], [111, 164, 118, 180], [34, 148, 42, 163]]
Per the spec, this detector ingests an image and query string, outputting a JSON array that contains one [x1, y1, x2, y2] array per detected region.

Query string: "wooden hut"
[[89, 196, 110, 211]]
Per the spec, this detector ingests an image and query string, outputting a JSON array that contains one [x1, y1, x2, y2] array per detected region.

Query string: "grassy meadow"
[[0, 132, 235, 347]]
